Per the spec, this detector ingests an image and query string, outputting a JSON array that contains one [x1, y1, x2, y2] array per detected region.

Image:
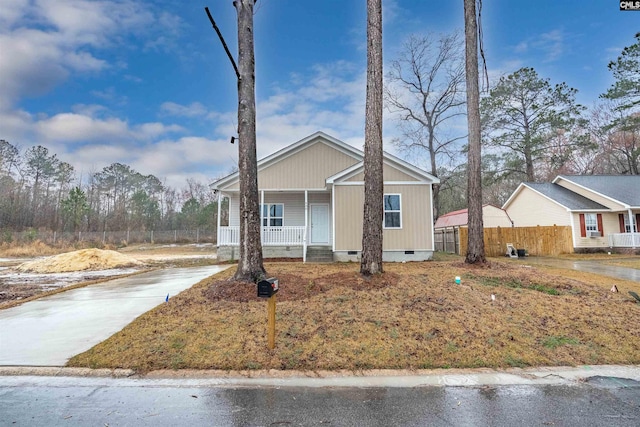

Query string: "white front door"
[[310, 204, 329, 244]]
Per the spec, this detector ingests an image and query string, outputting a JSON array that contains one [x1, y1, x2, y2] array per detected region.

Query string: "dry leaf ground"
[[67, 257, 640, 373]]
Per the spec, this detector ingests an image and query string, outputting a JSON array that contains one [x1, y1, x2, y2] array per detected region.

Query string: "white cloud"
[[160, 102, 209, 118], [0, 0, 180, 107], [510, 29, 566, 64]]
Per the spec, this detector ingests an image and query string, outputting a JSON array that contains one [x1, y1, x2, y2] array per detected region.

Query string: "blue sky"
[[1, 0, 638, 188]]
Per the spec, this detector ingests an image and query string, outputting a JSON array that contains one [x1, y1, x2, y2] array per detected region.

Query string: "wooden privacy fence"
[[459, 225, 573, 257]]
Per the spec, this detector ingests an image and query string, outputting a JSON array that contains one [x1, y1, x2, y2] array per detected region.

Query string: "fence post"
[[174, 230, 177, 242], [103, 231, 106, 243], [151, 230, 154, 243], [196, 228, 199, 243]]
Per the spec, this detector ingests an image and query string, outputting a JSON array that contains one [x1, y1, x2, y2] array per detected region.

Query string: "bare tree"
[[463, 0, 485, 264], [360, 0, 384, 276], [232, 0, 266, 281], [385, 32, 466, 218]]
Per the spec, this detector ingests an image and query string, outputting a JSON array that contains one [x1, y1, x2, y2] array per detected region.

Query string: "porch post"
[[261, 190, 265, 245], [217, 192, 222, 245], [303, 190, 308, 263], [629, 209, 636, 249]]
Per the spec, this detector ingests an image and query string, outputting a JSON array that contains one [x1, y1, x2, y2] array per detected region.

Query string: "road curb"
[[1, 365, 639, 387]]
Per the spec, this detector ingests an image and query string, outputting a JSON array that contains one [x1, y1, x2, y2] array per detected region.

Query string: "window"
[[384, 194, 401, 228], [261, 203, 283, 227], [624, 215, 638, 233], [584, 213, 598, 232]]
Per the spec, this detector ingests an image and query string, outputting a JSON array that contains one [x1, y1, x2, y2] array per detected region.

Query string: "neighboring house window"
[[624, 215, 638, 233], [584, 213, 598, 232], [261, 204, 283, 227], [580, 213, 603, 237], [384, 194, 401, 228]]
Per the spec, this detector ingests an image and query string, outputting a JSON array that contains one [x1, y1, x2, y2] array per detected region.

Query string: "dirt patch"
[[15, 248, 143, 273]]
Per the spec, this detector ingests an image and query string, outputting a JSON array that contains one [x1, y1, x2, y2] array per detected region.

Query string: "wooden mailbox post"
[[257, 278, 279, 349]]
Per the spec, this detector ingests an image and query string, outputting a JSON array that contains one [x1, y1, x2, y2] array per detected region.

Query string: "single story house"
[[211, 131, 440, 262], [502, 175, 640, 251], [434, 204, 513, 231]]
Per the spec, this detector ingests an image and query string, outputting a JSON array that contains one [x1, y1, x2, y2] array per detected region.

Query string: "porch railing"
[[218, 226, 306, 246], [608, 232, 640, 248]]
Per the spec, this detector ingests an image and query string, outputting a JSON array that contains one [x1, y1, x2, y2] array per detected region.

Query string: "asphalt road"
[[0, 374, 639, 426]]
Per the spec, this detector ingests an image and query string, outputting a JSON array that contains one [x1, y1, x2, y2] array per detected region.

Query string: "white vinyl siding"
[[505, 186, 570, 227]]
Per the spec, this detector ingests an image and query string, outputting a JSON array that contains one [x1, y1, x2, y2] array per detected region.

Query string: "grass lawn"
[[67, 256, 640, 373]]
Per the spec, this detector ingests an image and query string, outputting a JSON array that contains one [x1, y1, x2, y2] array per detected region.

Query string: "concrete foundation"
[[218, 246, 434, 262], [217, 246, 303, 261], [333, 250, 434, 263]]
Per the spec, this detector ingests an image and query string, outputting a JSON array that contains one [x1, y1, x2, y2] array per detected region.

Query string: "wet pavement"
[[0, 265, 229, 366], [1, 368, 639, 426], [518, 257, 640, 282]]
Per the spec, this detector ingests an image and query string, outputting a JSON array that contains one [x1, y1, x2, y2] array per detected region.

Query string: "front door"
[[310, 204, 329, 244]]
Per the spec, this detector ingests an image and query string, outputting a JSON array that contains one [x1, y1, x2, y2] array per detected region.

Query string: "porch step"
[[306, 247, 333, 263]]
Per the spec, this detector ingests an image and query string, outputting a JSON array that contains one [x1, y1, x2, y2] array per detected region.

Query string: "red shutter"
[[636, 214, 640, 233], [597, 214, 604, 235], [579, 214, 586, 237], [619, 214, 626, 233]]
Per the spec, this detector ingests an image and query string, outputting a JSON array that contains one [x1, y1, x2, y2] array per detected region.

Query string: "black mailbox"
[[257, 277, 279, 298]]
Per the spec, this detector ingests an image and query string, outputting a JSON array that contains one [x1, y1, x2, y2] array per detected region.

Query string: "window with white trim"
[[384, 194, 401, 228], [261, 204, 283, 227], [624, 215, 638, 233], [584, 213, 598, 232]]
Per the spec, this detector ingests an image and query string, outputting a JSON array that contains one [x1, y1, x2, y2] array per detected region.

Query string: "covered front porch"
[[608, 232, 640, 249], [216, 190, 333, 262], [609, 210, 640, 249]]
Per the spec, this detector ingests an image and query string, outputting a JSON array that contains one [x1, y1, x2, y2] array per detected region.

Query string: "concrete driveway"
[[520, 257, 640, 282], [0, 265, 229, 366]]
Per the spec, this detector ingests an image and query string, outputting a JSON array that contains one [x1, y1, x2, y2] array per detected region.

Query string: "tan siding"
[[383, 164, 419, 181], [346, 171, 364, 182], [258, 141, 359, 189], [229, 194, 240, 226], [555, 179, 625, 210], [227, 192, 331, 236], [263, 193, 304, 226], [506, 187, 570, 227], [344, 164, 419, 182], [572, 212, 619, 249], [334, 186, 364, 250], [334, 184, 433, 251], [383, 184, 432, 250], [482, 205, 513, 228]]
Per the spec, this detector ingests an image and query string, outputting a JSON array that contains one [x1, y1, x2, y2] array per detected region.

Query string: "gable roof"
[[212, 131, 439, 190], [434, 207, 469, 228], [503, 182, 609, 211], [553, 175, 640, 207]]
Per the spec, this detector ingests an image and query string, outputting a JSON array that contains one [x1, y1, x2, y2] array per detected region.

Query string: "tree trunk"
[[233, 0, 266, 282], [463, 0, 486, 264], [360, 0, 384, 276]]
